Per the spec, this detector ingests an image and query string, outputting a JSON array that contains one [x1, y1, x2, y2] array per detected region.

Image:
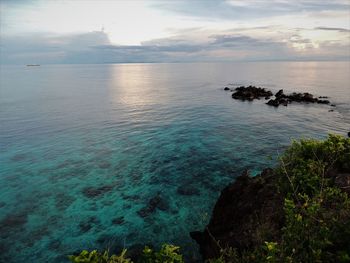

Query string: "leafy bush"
[[68, 244, 183, 263], [214, 134, 350, 263], [68, 249, 131, 263], [141, 244, 184, 263]]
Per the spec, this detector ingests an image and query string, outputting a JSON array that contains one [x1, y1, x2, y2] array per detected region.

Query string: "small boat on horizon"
[[26, 64, 40, 66]]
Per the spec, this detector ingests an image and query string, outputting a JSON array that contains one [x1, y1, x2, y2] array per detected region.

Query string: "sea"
[[0, 61, 349, 262]]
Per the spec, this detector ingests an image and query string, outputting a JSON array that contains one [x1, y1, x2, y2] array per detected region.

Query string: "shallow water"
[[0, 62, 349, 262]]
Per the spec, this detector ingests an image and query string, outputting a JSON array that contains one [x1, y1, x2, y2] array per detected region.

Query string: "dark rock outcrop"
[[190, 169, 284, 260], [224, 87, 230, 91], [227, 86, 332, 107], [317, 100, 330, 104], [266, 89, 330, 107], [191, 164, 350, 261], [231, 86, 273, 101]]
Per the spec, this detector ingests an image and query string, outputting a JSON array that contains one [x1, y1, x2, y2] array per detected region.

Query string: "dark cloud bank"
[[0, 29, 349, 64]]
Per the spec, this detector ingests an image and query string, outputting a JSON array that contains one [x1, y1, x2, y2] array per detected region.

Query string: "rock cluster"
[[230, 86, 273, 101], [266, 89, 330, 107], [225, 85, 332, 107]]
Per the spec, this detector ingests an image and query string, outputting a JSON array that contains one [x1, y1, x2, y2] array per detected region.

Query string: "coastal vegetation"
[[68, 244, 184, 263], [69, 134, 350, 262]]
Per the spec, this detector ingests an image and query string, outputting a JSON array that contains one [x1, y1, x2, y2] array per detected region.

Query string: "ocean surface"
[[0, 62, 349, 262]]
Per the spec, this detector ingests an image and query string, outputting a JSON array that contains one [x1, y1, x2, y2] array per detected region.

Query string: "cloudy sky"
[[1, 0, 349, 64]]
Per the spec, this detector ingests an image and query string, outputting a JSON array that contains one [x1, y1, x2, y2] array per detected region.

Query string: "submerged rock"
[[10, 153, 29, 162], [177, 185, 200, 196], [0, 211, 28, 239], [137, 194, 169, 218], [111, 216, 125, 225], [82, 185, 113, 198], [79, 216, 100, 233], [27, 226, 50, 244], [0, 212, 28, 231], [98, 161, 112, 169], [48, 239, 61, 250], [122, 194, 141, 201], [55, 193, 75, 211]]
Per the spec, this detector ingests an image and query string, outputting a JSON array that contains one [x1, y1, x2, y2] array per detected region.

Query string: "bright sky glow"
[[0, 0, 349, 64]]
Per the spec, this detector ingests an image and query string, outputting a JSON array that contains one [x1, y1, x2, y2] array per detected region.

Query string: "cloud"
[[1, 1, 349, 63], [314, 27, 350, 32], [151, 0, 350, 21], [0, 31, 110, 64], [210, 34, 275, 47], [1, 26, 349, 64]]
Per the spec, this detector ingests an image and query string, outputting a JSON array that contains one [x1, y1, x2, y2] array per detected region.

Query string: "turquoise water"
[[0, 62, 349, 262]]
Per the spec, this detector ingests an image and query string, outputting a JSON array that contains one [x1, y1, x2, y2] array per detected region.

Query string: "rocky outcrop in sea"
[[224, 86, 332, 107]]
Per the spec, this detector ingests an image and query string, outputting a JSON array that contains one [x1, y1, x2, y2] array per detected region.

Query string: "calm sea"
[[0, 62, 349, 262]]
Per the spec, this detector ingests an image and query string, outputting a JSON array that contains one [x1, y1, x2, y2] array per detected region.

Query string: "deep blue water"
[[0, 62, 349, 262]]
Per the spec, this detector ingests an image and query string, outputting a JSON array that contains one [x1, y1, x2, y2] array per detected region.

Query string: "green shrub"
[[213, 134, 350, 263], [68, 249, 132, 263], [140, 244, 184, 263], [68, 244, 183, 263]]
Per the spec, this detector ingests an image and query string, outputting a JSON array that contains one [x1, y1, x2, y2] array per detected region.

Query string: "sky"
[[0, 0, 349, 64]]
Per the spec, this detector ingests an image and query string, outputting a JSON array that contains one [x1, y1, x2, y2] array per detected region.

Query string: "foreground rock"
[[231, 86, 273, 101], [190, 169, 284, 259], [191, 164, 350, 260]]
